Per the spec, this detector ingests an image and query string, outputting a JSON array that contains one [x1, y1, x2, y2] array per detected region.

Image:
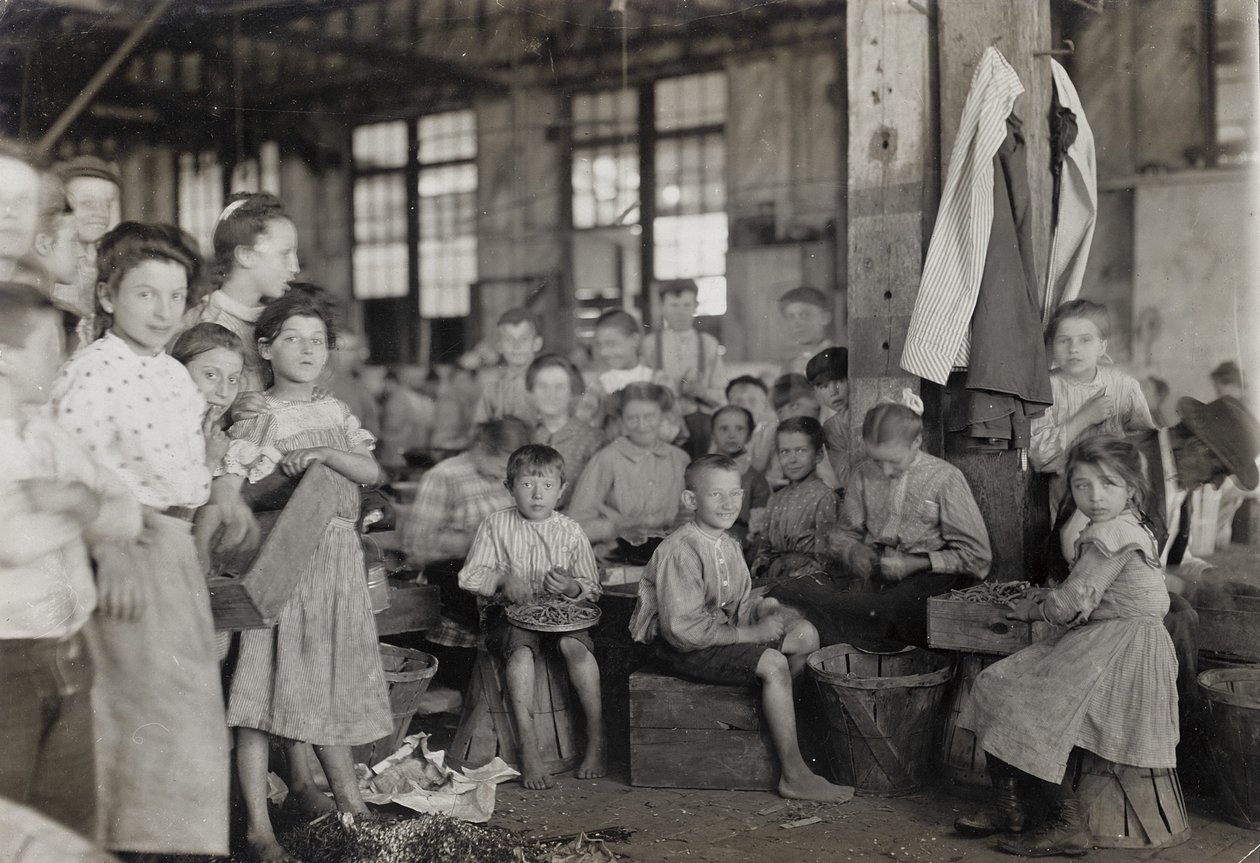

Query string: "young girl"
[[752, 416, 840, 580], [955, 436, 1178, 857], [709, 404, 770, 545], [527, 353, 603, 506], [1030, 300, 1155, 511], [576, 309, 680, 442], [569, 382, 691, 562], [213, 287, 391, 863], [171, 322, 245, 468], [52, 222, 232, 857], [180, 192, 300, 395]]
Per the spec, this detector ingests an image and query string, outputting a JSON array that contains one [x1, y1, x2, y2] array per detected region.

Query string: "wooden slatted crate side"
[[629, 728, 778, 791], [629, 671, 762, 732]]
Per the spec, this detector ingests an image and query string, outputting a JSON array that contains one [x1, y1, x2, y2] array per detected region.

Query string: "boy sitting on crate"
[[458, 444, 605, 789], [629, 454, 853, 802]]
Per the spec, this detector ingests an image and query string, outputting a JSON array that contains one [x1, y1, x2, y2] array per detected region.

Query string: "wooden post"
[[845, 0, 937, 437], [935, 0, 1053, 582]]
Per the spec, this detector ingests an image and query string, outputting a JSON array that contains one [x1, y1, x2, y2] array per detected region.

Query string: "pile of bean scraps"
[[279, 813, 629, 863], [945, 581, 1031, 604]]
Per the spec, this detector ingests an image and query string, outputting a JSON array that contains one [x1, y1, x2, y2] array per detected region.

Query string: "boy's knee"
[[790, 618, 820, 651], [558, 636, 594, 662], [755, 648, 790, 681]]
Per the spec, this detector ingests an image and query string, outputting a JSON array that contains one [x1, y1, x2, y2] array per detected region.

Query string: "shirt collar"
[[612, 435, 668, 463], [102, 330, 164, 360], [209, 289, 264, 323], [687, 521, 727, 546]]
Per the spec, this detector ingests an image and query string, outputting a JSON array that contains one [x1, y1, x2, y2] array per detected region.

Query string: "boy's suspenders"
[[654, 329, 707, 382]]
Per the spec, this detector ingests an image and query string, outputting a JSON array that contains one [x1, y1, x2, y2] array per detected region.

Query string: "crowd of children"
[[2, 135, 1258, 863]]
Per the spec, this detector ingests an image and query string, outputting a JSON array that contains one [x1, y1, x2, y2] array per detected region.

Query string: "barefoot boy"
[[629, 454, 852, 802], [459, 444, 606, 789]]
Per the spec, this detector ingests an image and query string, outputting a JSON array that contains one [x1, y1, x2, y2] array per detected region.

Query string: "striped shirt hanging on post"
[[901, 47, 1024, 385]]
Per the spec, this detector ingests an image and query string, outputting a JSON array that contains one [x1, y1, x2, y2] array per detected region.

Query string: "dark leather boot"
[[997, 798, 1089, 857], [955, 758, 1027, 837]]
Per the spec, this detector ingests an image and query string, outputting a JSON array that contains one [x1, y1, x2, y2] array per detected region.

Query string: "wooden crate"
[[374, 580, 441, 636], [927, 595, 1063, 656], [629, 668, 777, 791], [206, 465, 347, 631]]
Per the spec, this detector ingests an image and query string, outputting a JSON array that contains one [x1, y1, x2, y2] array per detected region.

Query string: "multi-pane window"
[[351, 121, 409, 300], [177, 150, 224, 257], [652, 71, 728, 316], [417, 110, 477, 318], [569, 71, 728, 333], [1213, 0, 1259, 159]]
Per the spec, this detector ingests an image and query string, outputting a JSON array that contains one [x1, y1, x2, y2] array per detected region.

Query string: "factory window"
[[350, 111, 478, 361], [569, 71, 728, 340], [417, 110, 477, 318], [352, 121, 410, 301], [1212, 0, 1259, 161]]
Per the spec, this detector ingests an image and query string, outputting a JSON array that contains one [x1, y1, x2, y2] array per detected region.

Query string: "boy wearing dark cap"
[[806, 346, 852, 494]]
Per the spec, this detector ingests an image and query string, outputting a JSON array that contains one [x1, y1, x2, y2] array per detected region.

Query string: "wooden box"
[[927, 595, 1062, 656], [206, 465, 346, 631], [374, 579, 441, 636], [629, 668, 777, 791]]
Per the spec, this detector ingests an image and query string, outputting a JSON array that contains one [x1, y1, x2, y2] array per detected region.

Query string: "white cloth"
[[1044, 60, 1098, 318], [901, 47, 1024, 385], [52, 332, 211, 509]]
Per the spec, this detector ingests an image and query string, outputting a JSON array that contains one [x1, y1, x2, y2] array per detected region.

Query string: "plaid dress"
[[959, 511, 1178, 783]]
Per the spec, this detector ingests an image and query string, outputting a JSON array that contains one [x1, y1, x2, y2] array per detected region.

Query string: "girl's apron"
[[88, 510, 229, 855]]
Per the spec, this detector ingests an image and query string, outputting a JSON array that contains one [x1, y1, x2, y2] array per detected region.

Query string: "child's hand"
[[544, 565, 579, 598], [1075, 391, 1117, 428], [94, 542, 145, 621], [229, 390, 268, 423], [850, 545, 880, 580], [879, 550, 922, 582], [500, 572, 535, 605], [279, 447, 328, 477], [752, 612, 787, 643], [753, 596, 781, 621], [205, 428, 230, 467], [22, 479, 99, 525], [1004, 595, 1042, 622]]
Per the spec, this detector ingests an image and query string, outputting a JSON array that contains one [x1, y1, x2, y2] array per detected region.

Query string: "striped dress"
[[223, 394, 392, 746], [959, 511, 1178, 784]]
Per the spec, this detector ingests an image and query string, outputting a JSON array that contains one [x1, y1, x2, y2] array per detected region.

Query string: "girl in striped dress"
[[213, 286, 391, 863], [955, 436, 1178, 857]]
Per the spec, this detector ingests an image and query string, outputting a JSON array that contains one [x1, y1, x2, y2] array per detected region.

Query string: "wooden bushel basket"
[[1075, 751, 1190, 848], [1199, 666, 1260, 830], [939, 652, 1002, 790], [808, 644, 953, 795], [351, 644, 438, 768], [204, 465, 347, 631], [449, 647, 582, 776]]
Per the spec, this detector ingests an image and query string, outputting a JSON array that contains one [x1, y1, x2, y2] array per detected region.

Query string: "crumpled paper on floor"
[[356, 733, 519, 823]]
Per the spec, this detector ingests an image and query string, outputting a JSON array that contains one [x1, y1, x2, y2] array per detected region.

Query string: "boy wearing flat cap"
[[806, 346, 852, 495], [52, 156, 121, 332]]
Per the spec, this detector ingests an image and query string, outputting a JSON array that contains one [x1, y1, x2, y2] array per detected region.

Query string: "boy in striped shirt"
[[459, 444, 605, 789]]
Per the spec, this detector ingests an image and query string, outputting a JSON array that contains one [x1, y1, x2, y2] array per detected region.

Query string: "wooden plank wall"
[[845, 0, 935, 440]]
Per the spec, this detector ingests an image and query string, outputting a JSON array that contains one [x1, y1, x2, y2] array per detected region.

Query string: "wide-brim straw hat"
[[1178, 395, 1260, 490]]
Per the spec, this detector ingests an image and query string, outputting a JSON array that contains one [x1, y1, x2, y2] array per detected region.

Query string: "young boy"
[[52, 156, 121, 333], [0, 283, 141, 838], [710, 404, 770, 546], [728, 374, 777, 476], [752, 415, 842, 580], [629, 454, 852, 802], [806, 347, 852, 494], [474, 308, 544, 425], [460, 444, 605, 789], [767, 374, 840, 490], [0, 143, 44, 282], [641, 279, 727, 456], [576, 309, 679, 441], [777, 287, 834, 377]]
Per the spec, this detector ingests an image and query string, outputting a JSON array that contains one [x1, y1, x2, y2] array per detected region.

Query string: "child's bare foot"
[[520, 750, 555, 790], [283, 785, 337, 817], [576, 734, 607, 779], [245, 831, 300, 863], [778, 770, 854, 803]]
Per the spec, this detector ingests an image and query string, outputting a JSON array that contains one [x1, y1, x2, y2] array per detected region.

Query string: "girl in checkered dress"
[[955, 436, 1178, 857]]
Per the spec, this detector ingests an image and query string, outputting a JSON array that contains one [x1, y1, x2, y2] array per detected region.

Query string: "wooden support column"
[[936, 0, 1053, 583], [845, 0, 936, 437]]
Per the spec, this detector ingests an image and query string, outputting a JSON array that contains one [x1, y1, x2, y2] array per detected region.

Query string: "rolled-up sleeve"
[[828, 470, 871, 568]]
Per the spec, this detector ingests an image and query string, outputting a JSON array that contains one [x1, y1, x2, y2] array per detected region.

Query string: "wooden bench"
[[629, 667, 776, 791]]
